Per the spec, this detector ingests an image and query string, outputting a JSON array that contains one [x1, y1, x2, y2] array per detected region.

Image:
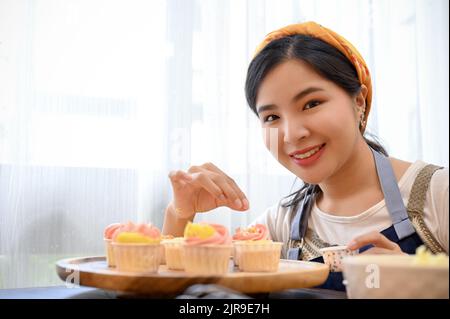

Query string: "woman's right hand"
[[168, 162, 249, 219]]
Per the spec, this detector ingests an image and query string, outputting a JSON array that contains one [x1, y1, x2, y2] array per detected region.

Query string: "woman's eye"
[[304, 100, 321, 110], [263, 115, 279, 123]]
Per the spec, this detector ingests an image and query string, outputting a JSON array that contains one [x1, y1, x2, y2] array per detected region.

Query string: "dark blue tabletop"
[[0, 285, 347, 299]]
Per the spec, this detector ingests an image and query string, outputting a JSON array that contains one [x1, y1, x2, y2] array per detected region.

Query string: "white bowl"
[[319, 245, 359, 272], [342, 255, 449, 299]]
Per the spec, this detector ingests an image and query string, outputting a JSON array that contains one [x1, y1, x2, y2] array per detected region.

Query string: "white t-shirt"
[[253, 161, 449, 258]]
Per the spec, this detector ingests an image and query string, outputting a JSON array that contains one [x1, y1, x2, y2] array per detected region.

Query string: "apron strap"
[[287, 185, 317, 260], [406, 164, 445, 253], [371, 149, 416, 240]]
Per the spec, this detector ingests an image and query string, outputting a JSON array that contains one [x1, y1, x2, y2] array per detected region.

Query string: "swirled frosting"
[[112, 221, 161, 244], [232, 224, 269, 241], [184, 222, 232, 245], [104, 223, 122, 239]]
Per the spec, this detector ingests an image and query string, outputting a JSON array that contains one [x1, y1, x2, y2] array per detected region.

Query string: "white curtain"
[[0, 0, 448, 288]]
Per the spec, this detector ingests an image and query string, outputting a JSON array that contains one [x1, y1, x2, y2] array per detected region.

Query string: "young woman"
[[162, 22, 448, 290]]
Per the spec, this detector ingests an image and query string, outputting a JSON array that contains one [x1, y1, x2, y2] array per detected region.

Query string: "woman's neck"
[[317, 140, 383, 216]]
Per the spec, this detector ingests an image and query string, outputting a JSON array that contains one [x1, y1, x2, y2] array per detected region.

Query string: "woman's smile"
[[289, 143, 326, 167]]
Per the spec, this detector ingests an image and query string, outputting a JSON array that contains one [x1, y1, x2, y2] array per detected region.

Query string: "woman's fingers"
[[168, 170, 192, 181], [172, 165, 248, 211], [202, 162, 229, 177], [224, 178, 249, 210], [202, 162, 249, 210], [168, 170, 193, 188], [347, 231, 401, 252], [170, 164, 249, 211], [189, 172, 226, 200], [213, 178, 246, 210], [360, 247, 407, 255], [188, 172, 245, 210]]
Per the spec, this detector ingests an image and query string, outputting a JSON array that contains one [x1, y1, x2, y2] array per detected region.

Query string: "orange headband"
[[254, 21, 372, 131]]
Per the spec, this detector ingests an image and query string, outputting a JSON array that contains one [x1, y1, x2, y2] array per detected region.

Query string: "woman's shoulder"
[[265, 198, 294, 217], [390, 157, 448, 185], [253, 198, 295, 226], [251, 199, 294, 243], [389, 157, 414, 183], [402, 159, 449, 253], [393, 158, 448, 201]]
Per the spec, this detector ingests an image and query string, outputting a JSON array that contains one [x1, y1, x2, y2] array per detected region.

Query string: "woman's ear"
[[356, 85, 368, 108], [354, 85, 368, 130]]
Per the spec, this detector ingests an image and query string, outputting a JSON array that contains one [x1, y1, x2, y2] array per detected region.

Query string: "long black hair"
[[244, 34, 388, 209]]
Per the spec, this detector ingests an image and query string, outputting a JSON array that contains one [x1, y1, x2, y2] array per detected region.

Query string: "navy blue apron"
[[287, 148, 425, 291]]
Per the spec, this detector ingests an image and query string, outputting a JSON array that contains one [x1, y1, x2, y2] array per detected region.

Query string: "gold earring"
[[360, 111, 366, 128]]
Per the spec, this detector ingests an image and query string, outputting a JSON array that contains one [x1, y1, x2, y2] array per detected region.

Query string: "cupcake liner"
[[104, 238, 115, 267], [159, 244, 166, 265], [164, 241, 185, 270], [235, 242, 283, 272], [232, 240, 243, 267], [112, 242, 162, 273], [183, 244, 233, 275]]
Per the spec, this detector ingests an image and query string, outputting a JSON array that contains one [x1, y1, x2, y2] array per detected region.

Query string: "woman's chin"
[[284, 164, 326, 185], [300, 176, 325, 185], [287, 170, 324, 185]]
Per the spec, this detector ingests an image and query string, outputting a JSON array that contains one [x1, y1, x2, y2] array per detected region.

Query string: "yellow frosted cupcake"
[[103, 223, 122, 267], [183, 222, 233, 275], [111, 222, 162, 273], [162, 237, 185, 270], [233, 224, 282, 272]]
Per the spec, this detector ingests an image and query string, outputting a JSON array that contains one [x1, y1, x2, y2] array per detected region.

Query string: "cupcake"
[[233, 224, 282, 272], [160, 234, 174, 265], [103, 223, 122, 267], [183, 222, 233, 275], [162, 237, 185, 270], [232, 224, 269, 266], [111, 222, 162, 273]]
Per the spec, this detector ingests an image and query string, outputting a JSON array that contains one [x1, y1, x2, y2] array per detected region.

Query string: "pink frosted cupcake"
[[233, 224, 282, 272], [104, 223, 122, 267], [183, 222, 233, 275], [111, 222, 162, 273], [232, 224, 269, 266]]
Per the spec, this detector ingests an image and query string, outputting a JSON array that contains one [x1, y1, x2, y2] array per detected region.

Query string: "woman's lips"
[[290, 144, 326, 167]]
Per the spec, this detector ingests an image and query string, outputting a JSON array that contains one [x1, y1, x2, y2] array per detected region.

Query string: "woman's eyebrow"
[[256, 87, 324, 114], [291, 87, 324, 104], [256, 104, 276, 114]]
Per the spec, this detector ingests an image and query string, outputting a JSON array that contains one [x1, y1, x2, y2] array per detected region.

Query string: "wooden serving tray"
[[56, 256, 329, 296]]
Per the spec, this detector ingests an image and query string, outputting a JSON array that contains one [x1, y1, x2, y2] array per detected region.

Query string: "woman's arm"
[[162, 202, 194, 237]]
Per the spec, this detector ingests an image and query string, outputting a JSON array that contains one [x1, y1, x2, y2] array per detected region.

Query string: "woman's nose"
[[283, 119, 310, 145]]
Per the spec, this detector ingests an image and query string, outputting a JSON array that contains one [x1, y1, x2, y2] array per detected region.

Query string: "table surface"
[[0, 285, 347, 299]]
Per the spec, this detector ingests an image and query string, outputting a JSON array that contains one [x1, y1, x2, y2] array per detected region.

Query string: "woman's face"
[[256, 59, 365, 184]]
